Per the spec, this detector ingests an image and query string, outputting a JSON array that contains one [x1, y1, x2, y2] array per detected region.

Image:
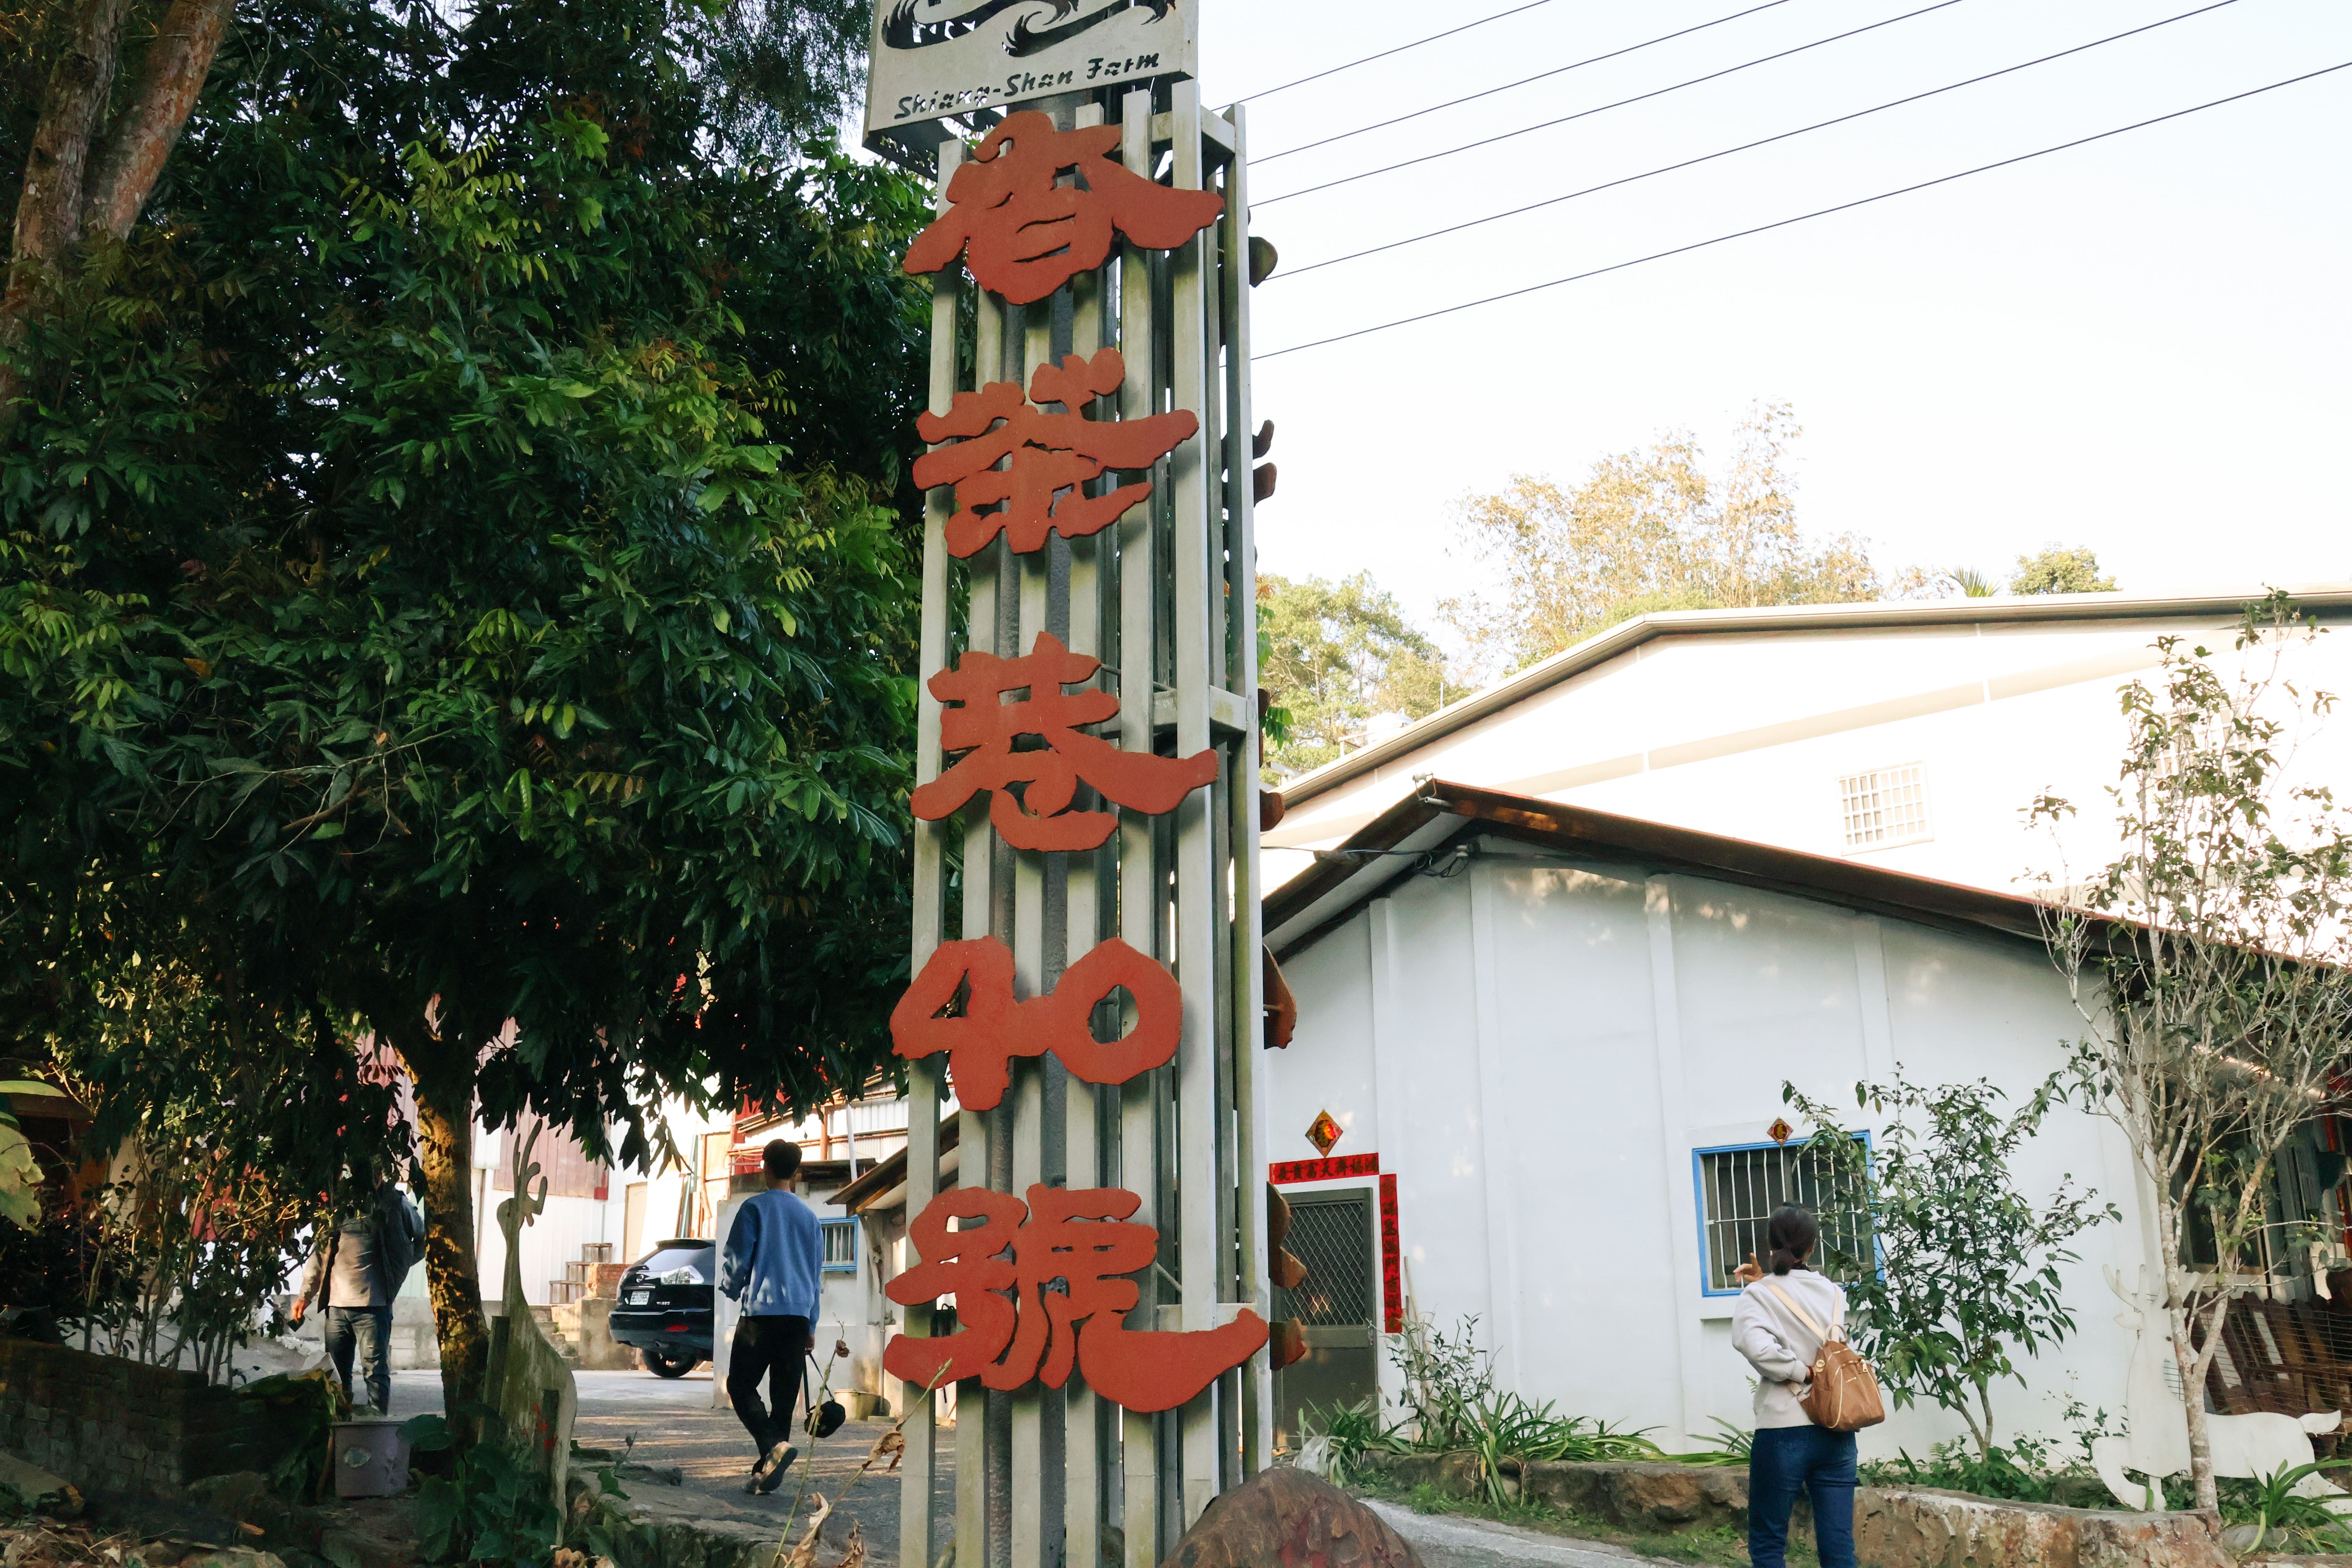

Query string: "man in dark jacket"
[[292, 1168, 423, 1413]]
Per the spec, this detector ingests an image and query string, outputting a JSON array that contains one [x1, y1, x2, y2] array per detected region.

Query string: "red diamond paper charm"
[[1305, 1110, 1343, 1157], [1768, 1118, 1793, 1145]]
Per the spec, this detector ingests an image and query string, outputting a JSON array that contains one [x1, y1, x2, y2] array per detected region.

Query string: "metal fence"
[[1276, 1194, 1374, 1329]]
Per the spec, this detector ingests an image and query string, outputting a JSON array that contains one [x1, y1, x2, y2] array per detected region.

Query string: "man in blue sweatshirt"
[[719, 1139, 824, 1494]]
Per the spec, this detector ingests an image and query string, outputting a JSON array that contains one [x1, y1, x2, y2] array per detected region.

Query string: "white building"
[[1257, 780, 2352, 1457], [1265, 584, 2352, 897], [1253, 586, 2352, 1459]]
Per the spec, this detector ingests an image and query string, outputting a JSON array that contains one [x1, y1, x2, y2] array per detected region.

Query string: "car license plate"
[[626, 1290, 652, 1305]]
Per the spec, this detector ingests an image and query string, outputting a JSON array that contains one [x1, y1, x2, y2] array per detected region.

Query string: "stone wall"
[[1519, 1459, 1756, 1535], [1853, 1486, 2231, 1568], [0, 1338, 296, 1494]]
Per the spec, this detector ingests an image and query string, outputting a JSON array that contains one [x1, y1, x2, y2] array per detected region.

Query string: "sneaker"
[[752, 1443, 799, 1496]]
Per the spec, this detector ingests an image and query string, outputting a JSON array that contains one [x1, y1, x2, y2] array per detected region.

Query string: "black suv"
[[609, 1239, 717, 1377]]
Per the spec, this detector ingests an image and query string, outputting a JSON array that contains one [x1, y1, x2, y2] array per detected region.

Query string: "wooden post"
[[897, 131, 964, 1568], [880, 62, 1267, 1568]]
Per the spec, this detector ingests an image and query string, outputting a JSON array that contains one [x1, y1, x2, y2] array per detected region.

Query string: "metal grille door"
[[1275, 1191, 1375, 1449], [1278, 1194, 1376, 1327]]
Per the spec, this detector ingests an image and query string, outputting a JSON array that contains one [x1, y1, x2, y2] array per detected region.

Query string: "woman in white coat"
[[1731, 1206, 1855, 1568]]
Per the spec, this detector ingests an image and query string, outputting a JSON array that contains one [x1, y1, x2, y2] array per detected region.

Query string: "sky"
[[1155, 0, 2352, 635]]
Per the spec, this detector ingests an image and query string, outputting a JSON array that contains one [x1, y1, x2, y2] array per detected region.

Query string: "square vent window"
[[1839, 763, 1932, 850]]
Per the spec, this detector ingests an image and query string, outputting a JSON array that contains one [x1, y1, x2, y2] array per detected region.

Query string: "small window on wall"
[[1695, 1137, 1873, 1295], [822, 1218, 859, 1273], [1838, 763, 1931, 850]]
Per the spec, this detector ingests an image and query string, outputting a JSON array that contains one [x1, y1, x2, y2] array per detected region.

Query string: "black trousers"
[[727, 1313, 810, 1461]]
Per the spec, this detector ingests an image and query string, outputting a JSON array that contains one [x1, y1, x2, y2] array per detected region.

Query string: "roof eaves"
[[1262, 800, 1469, 958], [828, 1114, 959, 1212]]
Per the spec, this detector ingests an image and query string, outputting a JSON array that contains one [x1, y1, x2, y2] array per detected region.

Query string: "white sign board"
[[864, 0, 1196, 138]]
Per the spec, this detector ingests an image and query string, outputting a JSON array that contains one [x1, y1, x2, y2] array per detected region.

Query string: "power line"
[[1254, 60, 2351, 361], [1255, 0, 1973, 208], [1256, 0, 1795, 165], [1235, 0, 1559, 104], [1273, 0, 2240, 281]]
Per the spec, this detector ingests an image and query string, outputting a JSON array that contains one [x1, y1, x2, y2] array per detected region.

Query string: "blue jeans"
[[324, 1304, 393, 1413], [1749, 1425, 1857, 1568]]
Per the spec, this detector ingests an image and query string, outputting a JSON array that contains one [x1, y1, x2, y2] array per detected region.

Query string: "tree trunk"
[[400, 1031, 489, 1435], [1, 0, 233, 439], [1, 0, 130, 427], [82, 0, 236, 242], [7, 0, 128, 287], [2176, 1295, 2227, 1512]]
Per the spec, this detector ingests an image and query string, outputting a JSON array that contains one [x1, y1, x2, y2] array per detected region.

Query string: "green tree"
[[1785, 1068, 2114, 1461], [2033, 593, 2352, 1509], [1258, 571, 1453, 773], [2009, 546, 2116, 595], [1442, 402, 1880, 675], [1, 0, 924, 1413]]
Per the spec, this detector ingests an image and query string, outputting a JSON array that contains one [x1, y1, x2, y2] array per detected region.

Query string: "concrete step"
[[528, 1304, 582, 1366]]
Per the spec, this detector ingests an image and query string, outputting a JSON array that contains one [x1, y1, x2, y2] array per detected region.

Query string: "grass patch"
[[1353, 1477, 1822, 1568]]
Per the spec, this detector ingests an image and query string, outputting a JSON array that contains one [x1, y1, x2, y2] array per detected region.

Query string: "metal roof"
[[1276, 584, 2352, 809], [1265, 779, 2060, 962]]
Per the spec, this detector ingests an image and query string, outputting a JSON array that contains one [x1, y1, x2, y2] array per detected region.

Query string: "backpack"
[[374, 1189, 425, 1299], [1763, 1280, 1886, 1433]]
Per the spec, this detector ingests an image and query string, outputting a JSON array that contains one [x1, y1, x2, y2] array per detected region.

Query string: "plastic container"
[[331, 1418, 412, 1499]]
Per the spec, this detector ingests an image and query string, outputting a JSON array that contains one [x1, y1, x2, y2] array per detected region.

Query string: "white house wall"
[[473, 1103, 733, 1310], [1471, 863, 1686, 1431], [1282, 915, 1379, 1160], [1267, 843, 2154, 1456], [475, 1192, 615, 1307]]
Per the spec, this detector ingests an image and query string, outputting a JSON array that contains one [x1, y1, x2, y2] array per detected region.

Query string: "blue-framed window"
[[822, 1218, 859, 1274], [1693, 1134, 1872, 1296]]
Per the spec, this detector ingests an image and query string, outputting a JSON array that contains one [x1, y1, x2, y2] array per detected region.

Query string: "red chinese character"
[[891, 935, 1180, 1111], [914, 348, 1197, 559], [911, 631, 1216, 851], [904, 111, 1225, 305], [883, 1185, 1269, 1413]]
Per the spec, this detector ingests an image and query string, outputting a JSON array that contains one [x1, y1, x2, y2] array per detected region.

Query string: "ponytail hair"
[[1765, 1205, 1818, 1276]]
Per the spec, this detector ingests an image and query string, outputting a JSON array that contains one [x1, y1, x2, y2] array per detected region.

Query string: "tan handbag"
[[1764, 1280, 1886, 1433]]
